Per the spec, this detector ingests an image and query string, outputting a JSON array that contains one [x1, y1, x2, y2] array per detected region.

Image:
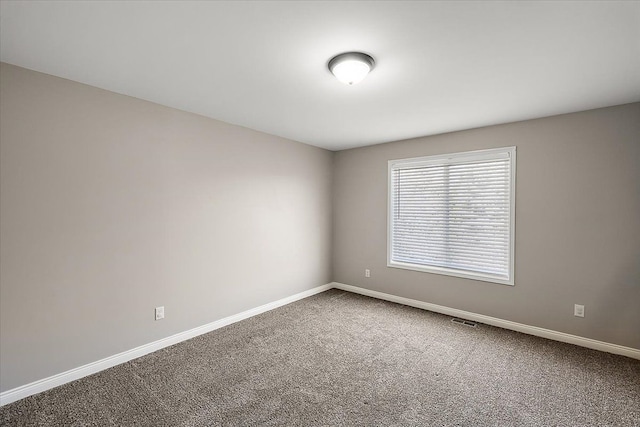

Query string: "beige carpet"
[[1, 289, 639, 426]]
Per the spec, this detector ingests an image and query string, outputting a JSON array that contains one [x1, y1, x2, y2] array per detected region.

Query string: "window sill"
[[387, 260, 514, 286]]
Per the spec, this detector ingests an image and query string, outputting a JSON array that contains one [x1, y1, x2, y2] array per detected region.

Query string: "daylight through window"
[[388, 147, 516, 285]]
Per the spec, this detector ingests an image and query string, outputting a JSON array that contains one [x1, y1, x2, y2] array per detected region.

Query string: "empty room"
[[0, 1, 639, 426]]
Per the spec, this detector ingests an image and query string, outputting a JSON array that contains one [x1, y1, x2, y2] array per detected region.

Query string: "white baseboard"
[[331, 282, 640, 360], [3, 281, 638, 407], [0, 283, 332, 407]]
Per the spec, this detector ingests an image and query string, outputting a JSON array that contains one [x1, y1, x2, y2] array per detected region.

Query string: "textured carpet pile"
[[1, 289, 639, 426]]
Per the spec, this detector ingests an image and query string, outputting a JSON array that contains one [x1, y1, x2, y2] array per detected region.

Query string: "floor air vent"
[[451, 318, 477, 328]]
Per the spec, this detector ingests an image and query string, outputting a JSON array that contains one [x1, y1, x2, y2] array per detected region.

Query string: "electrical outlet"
[[574, 304, 584, 318], [155, 306, 165, 321], [365, 269, 371, 278]]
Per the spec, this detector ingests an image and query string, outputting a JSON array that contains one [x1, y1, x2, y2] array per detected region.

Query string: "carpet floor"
[[1, 289, 639, 426]]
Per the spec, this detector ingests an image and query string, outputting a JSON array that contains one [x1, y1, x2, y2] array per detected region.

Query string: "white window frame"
[[387, 146, 516, 286]]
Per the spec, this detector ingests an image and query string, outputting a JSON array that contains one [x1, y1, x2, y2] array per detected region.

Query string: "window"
[[388, 147, 516, 285]]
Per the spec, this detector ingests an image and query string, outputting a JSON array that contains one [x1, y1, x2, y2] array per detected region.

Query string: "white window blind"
[[388, 147, 515, 285]]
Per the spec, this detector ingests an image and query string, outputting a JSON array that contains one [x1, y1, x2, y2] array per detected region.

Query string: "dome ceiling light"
[[328, 52, 375, 85]]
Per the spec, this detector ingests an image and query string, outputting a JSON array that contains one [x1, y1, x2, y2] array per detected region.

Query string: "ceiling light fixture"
[[328, 52, 375, 85]]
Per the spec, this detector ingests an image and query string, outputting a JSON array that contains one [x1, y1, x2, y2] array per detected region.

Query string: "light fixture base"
[[328, 52, 375, 85]]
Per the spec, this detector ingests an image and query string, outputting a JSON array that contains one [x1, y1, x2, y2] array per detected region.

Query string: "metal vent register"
[[451, 318, 477, 328]]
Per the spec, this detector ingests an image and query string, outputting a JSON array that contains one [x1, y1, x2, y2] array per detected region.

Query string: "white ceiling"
[[1, 1, 639, 151]]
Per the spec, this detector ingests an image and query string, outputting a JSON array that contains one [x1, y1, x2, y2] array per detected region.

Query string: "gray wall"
[[0, 63, 333, 392], [333, 103, 640, 349]]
